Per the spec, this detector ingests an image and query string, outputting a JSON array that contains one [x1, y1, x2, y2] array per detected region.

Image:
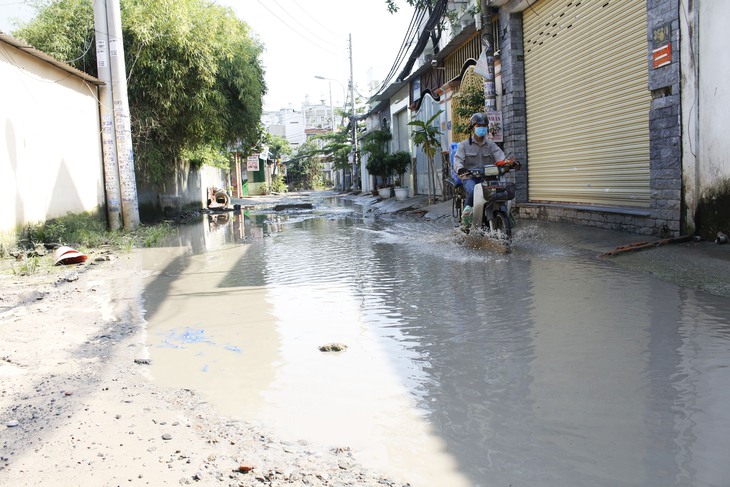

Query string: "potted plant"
[[394, 186, 409, 201], [384, 151, 411, 200], [362, 128, 393, 196]]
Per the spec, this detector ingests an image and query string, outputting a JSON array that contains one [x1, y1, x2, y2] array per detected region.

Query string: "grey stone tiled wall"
[[646, 0, 682, 236], [498, 10, 528, 203]]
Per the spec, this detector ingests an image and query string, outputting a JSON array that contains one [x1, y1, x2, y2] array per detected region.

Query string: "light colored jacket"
[[453, 136, 505, 174]]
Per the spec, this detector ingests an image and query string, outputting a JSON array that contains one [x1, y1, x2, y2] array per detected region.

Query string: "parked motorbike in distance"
[[460, 159, 521, 238]]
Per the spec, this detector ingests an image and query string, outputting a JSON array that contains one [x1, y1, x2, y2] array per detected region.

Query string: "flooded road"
[[138, 194, 730, 487]]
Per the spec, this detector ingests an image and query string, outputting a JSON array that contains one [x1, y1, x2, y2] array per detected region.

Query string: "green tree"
[[15, 0, 266, 184], [13, 0, 94, 65], [261, 133, 292, 194], [385, 0, 436, 13], [453, 84, 486, 137], [316, 127, 352, 172], [262, 133, 293, 163], [286, 139, 324, 191]]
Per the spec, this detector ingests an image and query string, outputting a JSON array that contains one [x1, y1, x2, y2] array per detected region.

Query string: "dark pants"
[[463, 177, 483, 207]]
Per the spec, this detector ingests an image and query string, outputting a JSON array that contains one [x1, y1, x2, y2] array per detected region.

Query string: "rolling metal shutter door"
[[523, 0, 651, 207]]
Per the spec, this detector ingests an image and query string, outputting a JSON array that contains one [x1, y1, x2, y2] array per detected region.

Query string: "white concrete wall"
[[1, 39, 104, 234], [680, 1, 697, 230], [681, 1, 730, 233], [698, 2, 730, 182]]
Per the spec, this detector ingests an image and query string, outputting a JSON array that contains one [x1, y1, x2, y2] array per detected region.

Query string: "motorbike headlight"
[[483, 165, 500, 177]]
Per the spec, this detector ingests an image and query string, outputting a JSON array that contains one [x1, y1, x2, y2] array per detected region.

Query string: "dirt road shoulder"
[[1, 254, 403, 486]]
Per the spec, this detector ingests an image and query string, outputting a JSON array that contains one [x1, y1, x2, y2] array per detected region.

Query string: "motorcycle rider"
[[453, 113, 508, 212]]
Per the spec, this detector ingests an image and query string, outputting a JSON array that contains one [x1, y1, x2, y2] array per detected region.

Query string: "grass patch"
[[137, 221, 172, 248], [22, 212, 175, 250], [1, 212, 177, 276], [24, 212, 120, 249], [12, 255, 41, 276]]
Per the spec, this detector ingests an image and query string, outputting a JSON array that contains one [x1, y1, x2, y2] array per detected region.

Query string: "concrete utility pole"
[[93, 0, 122, 231], [348, 33, 358, 190], [480, 0, 497, 113], [106, 0, 140, 230], [326, 81, 334, 130]]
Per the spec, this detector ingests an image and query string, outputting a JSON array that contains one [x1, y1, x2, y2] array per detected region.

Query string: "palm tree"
[[408, 110, 443, 204]]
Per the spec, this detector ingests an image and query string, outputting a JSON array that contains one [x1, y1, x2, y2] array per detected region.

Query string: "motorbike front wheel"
[[488, 210, 512, 238]]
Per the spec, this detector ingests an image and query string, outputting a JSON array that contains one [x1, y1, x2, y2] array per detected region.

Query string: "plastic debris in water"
[[162, 327, 213, 348], [180, 328, 208, 343]]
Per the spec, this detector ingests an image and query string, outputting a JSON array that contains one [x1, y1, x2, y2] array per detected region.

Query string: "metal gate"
[[523, 0, 651, 207]]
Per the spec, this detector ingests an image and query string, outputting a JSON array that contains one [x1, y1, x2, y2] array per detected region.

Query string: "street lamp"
[[314, 76, 334, 130], [314, 75, 346, 129]]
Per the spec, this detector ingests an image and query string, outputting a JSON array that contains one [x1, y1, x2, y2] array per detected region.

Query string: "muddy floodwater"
[[136, 194, 730, 487]]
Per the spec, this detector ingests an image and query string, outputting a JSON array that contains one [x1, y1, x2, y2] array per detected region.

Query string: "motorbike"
[[451, 159, 521, 237]]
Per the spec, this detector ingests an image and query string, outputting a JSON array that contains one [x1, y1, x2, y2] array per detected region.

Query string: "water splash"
[[451, 227, 512, 253]]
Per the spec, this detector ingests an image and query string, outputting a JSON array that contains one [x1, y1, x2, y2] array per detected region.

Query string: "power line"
[[379, 7, 424, 87], [253, 0, 342, 56], [395, 0, 448, 82], [289, 0, 341, 41], [270, 0, 341, 46], [373, 6, 425, 95]]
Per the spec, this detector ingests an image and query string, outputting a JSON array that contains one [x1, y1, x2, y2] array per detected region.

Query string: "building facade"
[[371, 0, 727, 238]]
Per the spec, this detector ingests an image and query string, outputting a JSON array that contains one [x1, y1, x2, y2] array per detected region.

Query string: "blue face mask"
[[474, 126, 488, 138]]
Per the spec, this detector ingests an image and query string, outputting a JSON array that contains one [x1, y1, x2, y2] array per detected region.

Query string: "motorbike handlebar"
[[500, 158, 521, 171], [458, 159, 520, 179]]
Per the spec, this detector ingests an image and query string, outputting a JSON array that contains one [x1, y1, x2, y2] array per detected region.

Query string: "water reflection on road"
[[140, 194, 730, 487]]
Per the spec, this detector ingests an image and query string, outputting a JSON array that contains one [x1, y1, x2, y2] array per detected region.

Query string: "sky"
[[0, 0, 416, 112]]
